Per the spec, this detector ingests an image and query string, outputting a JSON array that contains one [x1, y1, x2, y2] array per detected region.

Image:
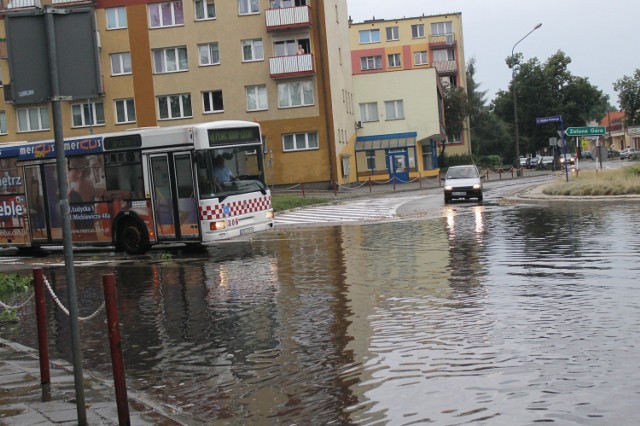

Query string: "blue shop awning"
[[355, 132, 417, 152]]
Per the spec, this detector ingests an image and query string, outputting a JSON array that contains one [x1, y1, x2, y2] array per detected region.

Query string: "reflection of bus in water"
[[0, 120, 274, 254]]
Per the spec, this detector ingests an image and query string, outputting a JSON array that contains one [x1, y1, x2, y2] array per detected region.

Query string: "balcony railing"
[[428, 33, 455, 48], [269, 53, 314, 78], [1, 0, 92, 11], [266, 5, 311, 31], [433, 60, 457, 74]]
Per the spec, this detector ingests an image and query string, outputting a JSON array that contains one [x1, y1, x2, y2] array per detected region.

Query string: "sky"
[[347, 0, 640, 108]]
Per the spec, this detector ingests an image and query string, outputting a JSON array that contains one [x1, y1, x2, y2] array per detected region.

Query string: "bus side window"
[[104, 151, 143, 200]]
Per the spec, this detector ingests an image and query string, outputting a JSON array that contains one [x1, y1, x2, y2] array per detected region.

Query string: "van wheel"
[[117, 219, 150, 255]]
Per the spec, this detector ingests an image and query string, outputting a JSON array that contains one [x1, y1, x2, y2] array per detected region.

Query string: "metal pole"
[[102, 274, 131, 426], [44, 6, 87, 424], [560, 117, 569, 182], [33, 268, 50, 386], [510, 23, 542, 165]]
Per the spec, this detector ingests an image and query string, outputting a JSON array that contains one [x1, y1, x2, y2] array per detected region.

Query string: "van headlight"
[[444, 185, 453, 191]]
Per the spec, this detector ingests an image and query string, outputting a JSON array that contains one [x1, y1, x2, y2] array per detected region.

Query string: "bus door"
[[20, 163, 63, 243], [149, 153, 199, 241]]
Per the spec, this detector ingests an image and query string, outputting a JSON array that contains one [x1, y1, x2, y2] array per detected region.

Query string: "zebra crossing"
[[274, 194, 426, 225]]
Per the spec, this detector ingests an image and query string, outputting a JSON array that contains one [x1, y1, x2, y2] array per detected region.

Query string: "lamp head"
[[534, 23, 542, 29]]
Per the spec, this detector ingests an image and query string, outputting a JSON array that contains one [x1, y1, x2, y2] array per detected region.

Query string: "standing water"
[[2, 203, 640, 424]]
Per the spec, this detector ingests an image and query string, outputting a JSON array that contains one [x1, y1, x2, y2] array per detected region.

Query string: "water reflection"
[[2, 204, 640, 424]]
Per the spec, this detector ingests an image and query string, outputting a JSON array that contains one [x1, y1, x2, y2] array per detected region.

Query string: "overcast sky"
[[347, 0, 639, 108]]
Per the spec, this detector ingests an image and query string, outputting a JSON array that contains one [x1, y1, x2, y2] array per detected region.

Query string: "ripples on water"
[[3, 203, 640, 424]]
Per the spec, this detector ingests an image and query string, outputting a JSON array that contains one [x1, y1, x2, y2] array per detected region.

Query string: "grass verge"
[[543, 165, 640, 196], [271, 194, 330, 212]]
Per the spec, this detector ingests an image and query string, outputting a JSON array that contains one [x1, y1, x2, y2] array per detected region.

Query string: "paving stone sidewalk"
[[0, 338, 198, 425]]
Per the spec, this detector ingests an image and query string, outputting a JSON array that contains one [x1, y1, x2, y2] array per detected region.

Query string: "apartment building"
[[349, 13, 471, 182], [0, 0, 357, 187]]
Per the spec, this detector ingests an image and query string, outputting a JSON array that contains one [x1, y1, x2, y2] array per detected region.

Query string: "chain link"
[[43, 275, 105, 322], [0, 292, 35, 310]]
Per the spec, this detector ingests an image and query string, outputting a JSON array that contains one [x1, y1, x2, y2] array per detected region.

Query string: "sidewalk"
[[0, 338, 196, 425]]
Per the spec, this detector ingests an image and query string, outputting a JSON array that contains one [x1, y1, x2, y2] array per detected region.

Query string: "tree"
[[614, 69, 640, 126], [492, 50, 609, 156], [466, 57, 511, 162], [441, 84, 469, 159]]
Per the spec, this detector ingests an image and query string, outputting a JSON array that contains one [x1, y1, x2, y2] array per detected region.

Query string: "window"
[[17, 107, 49, 132], [71, 102, 105, 128], [360, 56, 382, 71], [387, 53, 401, 68], [198, 43, 220, 66], [359, 102, 378, 122], [366, 150, 375, 170], [274, 40, 298, 56], [203, 90, 224, 113], [106, 7, 127, 29], [149, 1, 184, 28], [153, 47, 188, 73], [359, 29, 380, 44], [431, 21, 452, 35], [386, 26, 399, 41], [414, 51, 428, 65], [283, 132, 318, 152], [238, 0, 259, 15], [411, 24, 425, 38], [246, 85, 268, 111], [0, 111, 6, 134], [277, 81, 314, 108], [105, 150, 144, 199], [385, 100, 404, 120], [158, 94, 192, 119], [115, 99, 136, 124], [110, 52, 132, 75], [242, 39, 263, 62], [433, 49, 455, 62], [195, 0, 216, 20]]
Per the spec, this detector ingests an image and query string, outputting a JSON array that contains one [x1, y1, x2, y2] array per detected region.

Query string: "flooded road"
[[2, 201, 640, 425]]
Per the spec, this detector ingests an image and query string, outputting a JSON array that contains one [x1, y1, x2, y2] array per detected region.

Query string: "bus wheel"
[[117, 219, 150, 255]]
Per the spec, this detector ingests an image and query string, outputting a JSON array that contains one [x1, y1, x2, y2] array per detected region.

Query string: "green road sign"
[[565, 126, 606, 136]]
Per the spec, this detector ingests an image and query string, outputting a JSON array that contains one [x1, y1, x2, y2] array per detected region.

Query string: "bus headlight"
[[210, 221, 226, 231], [266, 210, 274, 220]]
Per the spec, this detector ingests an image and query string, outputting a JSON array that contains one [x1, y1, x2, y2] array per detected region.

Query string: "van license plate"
[[240, 227, 254, 236], [453, 192, 466, 196]]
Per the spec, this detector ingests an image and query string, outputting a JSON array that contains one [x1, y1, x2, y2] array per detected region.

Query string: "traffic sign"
[[536, 116, 562, 124], [565, 126, 606, 136]]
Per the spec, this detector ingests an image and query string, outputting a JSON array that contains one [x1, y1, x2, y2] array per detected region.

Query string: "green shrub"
[[477, 155, 503, 168], [441, 154, 476, 168], [0, 273, 31, 298]]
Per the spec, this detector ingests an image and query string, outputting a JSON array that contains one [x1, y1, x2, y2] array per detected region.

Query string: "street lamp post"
[[510, 23, 542, 164]]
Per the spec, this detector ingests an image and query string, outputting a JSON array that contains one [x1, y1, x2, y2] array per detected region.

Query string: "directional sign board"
[[536, 116, 562, 124], [565, 126, 606, 137]]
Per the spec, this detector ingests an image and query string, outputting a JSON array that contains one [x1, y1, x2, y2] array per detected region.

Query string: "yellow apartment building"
[[0, 0, 357, 188], [349, 12, 471, 181]]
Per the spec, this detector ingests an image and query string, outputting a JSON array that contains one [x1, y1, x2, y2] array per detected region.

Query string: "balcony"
[[269, 53, 314, 78], [0, 0, 92, 11], [433, 60, 457, 75], [428, 33, 455, 48], [266, 6, 311, 31]]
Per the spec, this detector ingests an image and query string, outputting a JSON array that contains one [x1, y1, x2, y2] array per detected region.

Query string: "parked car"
[[539, 156, 554, 168], [619, 148, 640, 160], [608, 149, 620, 158], [443, 165, 483, 204], [581, 151, 594, 160], [526, 156, 540, 168]]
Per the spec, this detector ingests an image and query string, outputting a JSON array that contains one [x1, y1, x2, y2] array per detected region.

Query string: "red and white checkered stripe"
[[199, 195, 272, 221]]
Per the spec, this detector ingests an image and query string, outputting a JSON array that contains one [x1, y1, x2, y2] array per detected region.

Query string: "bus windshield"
[[195, 147, 266, 200]]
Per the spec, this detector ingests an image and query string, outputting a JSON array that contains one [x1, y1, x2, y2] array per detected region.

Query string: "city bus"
[[0, 120, 274, 254]]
